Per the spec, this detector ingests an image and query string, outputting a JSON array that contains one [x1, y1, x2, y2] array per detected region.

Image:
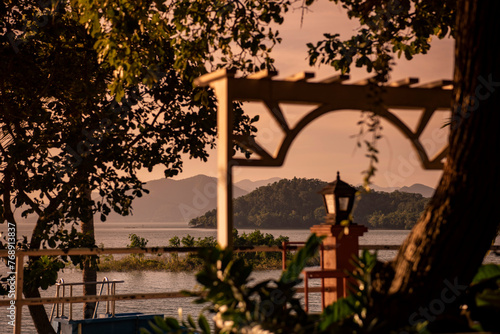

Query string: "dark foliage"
[[189, 178, 430, 230], [355, 190, 429, 229]]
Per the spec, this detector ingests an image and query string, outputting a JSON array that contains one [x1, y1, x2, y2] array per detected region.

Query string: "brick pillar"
[[310, 224, 367, 306]]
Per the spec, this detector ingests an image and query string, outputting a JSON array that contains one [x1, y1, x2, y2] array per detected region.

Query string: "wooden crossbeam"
[[415, 107, 435, 137], [388, 77, 419, 87], [233, 135, 273, 161], [285, 71, 315, 82], [417, 79, 453, 89], [265, 101, 289, 132], [193, 68, 236, 87], [247, 69, 278, 80], [429, 145, 449, 166], [319, 74, 350, 84], [193, 68, 452, 251], [351, 76, 378, 85]]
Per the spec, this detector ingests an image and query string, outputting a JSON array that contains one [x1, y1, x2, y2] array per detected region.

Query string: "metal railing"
[[1, 243, 498, 334], [0, 244, 300, 334], [92, 277, 123, 319], [47, 277, 125, 322]]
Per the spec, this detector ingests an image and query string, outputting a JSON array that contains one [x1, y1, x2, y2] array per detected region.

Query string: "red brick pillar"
[[310, 224, 367, 306]]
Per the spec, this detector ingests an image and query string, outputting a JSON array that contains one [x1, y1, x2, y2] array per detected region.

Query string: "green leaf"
[[164, 317, 180, 330], [187, 315, 196, 329], [320, 294, 357, 330], [280, 233, 323, 284], [198, 314, 211, 334], [472, 264, 500, 284], [475, 289, 500, 308]]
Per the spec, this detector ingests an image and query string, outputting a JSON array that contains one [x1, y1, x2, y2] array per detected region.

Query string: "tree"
[[189, 178, 328, 228], [1, 1, 287, 332], [7, 0, 497, 332], [354, 191, 429, 229], [307, 0, 500, 330], [190, 179, 428, 230]]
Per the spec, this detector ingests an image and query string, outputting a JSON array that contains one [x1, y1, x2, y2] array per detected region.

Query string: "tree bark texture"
[[373, 0, 500, 329], [26, 222, 56, 334], [24, 287, 56, 334], [82, 186, 97, 319]]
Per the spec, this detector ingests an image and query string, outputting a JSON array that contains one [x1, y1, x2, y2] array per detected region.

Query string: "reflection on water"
[[0, 269, 321, 334], [1, 223, 498, 333]]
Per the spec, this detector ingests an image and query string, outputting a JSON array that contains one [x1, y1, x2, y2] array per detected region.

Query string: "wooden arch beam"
[[233, 105, 445, 170], [195, 69, 452, 248]]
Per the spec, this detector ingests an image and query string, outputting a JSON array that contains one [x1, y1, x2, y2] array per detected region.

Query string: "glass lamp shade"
[[319, 172, 356, 224], [338, 197, 349, 211], [324, 194, 335, 214]]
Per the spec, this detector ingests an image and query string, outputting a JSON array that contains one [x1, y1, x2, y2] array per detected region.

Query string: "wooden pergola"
[[195, 69, 452, 247]]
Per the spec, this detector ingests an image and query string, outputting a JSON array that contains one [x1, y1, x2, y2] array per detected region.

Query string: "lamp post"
[[309, 171, 367, 307], [319, 171, 356, 225]]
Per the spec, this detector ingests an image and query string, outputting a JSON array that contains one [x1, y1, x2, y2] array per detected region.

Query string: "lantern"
[[319, 172, 356, 224]]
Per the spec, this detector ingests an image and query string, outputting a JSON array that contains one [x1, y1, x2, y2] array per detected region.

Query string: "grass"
[[94, 231, 320, 272], [96, 252, 319, 272]]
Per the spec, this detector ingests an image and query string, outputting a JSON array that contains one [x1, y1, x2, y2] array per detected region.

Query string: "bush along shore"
[[97, 230, 319, 272]]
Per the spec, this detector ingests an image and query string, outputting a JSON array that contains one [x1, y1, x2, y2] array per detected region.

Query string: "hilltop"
[[365, 183, 435, 197], [14, 174, 432, 225], [101, 174, 249, 223], [235, 177, 283, 192], [398, 183, 435, 198], [189, 177, 430, 229]]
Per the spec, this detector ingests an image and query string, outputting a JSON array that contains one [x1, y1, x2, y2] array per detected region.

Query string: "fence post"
[[282, 241, 287, 270], [14, 253, 24, 334]]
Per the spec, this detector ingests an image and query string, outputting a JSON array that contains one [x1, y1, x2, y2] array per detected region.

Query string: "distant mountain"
[[399, 183, 435, 198], [359, 183, 435, 198], [190, 178, 327, 229], [101, 174, 248, 223], [235, 177, 282, 192], [190, 177, 430, 230], [365, 184, 399, 193]]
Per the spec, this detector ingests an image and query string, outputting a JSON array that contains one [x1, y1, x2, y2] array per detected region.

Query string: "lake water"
[[1, 222, 499, 333]]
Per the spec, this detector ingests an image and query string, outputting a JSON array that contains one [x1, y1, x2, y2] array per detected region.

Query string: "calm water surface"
[[1, 222, 498, 333]]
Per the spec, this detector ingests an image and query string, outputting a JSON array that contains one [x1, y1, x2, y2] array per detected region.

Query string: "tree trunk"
[[372, 0, 500, 330], [0, 170, 55, 333], [26, 222, 56, 334], [82, 186, 97, 319], [25, 287, 56, 334], [23, 184, 97, 332], [83, 258, 98, 319]]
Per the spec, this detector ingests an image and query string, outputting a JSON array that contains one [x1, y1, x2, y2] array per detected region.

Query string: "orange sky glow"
[[141, 2, 455, 189]]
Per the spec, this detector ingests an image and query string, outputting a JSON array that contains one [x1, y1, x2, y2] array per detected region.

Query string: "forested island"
[[189, 178, 430, 229]]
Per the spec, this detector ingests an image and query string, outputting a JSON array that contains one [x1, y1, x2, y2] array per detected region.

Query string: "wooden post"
[[213, 78, 234, 249], [282, 241, 287, 270], [14, 253, 24, 334], [310, 224, 367, 306], [194, 69, 237, 249]]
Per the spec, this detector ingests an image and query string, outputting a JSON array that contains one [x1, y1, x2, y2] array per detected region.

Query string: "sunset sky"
[[141, 2, 455, 189]]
